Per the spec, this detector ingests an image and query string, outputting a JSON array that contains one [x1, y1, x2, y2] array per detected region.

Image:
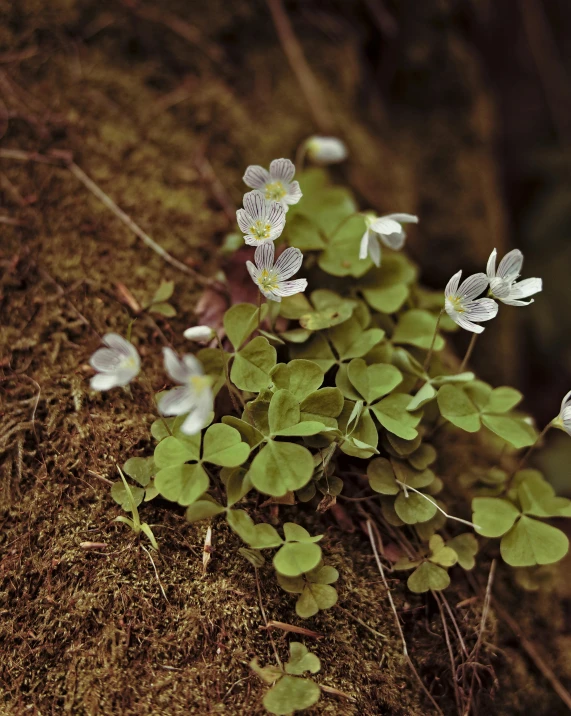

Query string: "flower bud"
[[183, 325, 215, 343], [306, 136, 348, 164]]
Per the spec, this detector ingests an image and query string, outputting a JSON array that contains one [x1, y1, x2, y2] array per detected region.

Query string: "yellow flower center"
[[264, 181, 286, 202], [447, 296, 465, 313], [189, 374, 211, 395], [257, 269, 279, 292], [249, 219, 272, 241]]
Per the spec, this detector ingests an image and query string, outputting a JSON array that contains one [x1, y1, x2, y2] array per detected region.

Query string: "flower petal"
[[458, 272, 488, 300], [385, 213, 418, 224], [266, 201, 286, 238], [380, 229, 405, 251], [274, 247, 303, 280], [183, 354, 204, 377], [103, 333, 134, 358], [246, 260, 259, 282], [180, 389, 213, 435], [269, 158, 295, 183], [454, 315, 486, 334], [367, 233, 381, 266], [158, 386, 194, 416], [90, 372, 123, 391], [254, 241, 275, 271], [445, 270, 462, 298], [163, 347, 189, 384], [463, 298, 499, 322], [497, 249, 523, 280], [90, 347, 122, 372], [486, 248, 497, 279], [560, 389, 571, 415], [243, 189, 267, 220], [507, 277, 542, 300], [562, 406, 571, 436], [243, 165, 271, 189], [236, 208, 252, 234], [275, 279, 308, 297], [284, 180, 302, 205], [369, 216, 402, 236], [359, 229, 370, 260]]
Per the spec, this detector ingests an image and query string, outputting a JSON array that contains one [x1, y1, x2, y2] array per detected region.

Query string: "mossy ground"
[[1, 1, 570, 714]]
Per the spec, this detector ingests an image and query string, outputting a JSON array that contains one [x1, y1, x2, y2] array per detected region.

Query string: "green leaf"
[[318, 215, 372, 278], [392, 460, 435, 489], [276, 573, 305, 594], [501, 516, 569, 567], [407, 382, 437, 411], [285, 643, 321, 675], [150, 417, 174, 442], [359, 254, 417, 313], [151, 279, 174, 304], [437, 385, 481, 432], [250, 658, 284, 685], [300, 388, 344, 424], [155, 463, 209, 505], [393, 310, 445, 350], [472, 497, 520, 537], [464, 381, 493, 411], [285, 213, 326, 251], [226, 509, 283, 548], [271, 360, 324, 401], [517, 471, 571, 518], [484, 386, 523, 414], [280, 293, 313, 320], [481, 414, 537, 449], [231, 336, 277, 392], [290, 333, 336, 372], [273, 542, 322, 576], [225, 467, 252, 507], [224, 303, 268, 350], [428, 535, 458, 567], [346, 358, 403, 404], [221, 416, 265, 448], [447, 534, 478, 570], [150, 301, 176, 317], [306, 564, 339, 584], [239, 547, 266, 567], [408, 443, 437, 471], [371, 393, 422, 440], [368, 458, 399, 495], [248, 441, 314, 496], [328, 320, 384, 361], [123, 456, 155, 487], [185, 499, 225, 523], [111, 481, 144, 510], [395, 491, 438, 524], [263, 675, 321, 716], [300, 304, 353, 330], [296, 583, 338, 618], [283, 523, 322, 543], [408, 562, 450, 593], [154, 431, 201, 469], [201, 423, 250, 466], [340, 407, 379, 458], [300, 184, 356, 235], [269, 390, 301, 435]]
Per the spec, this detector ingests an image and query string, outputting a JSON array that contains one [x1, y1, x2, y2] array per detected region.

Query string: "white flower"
[[554, 390, 571, 436], [183, 325, 215, 343], [486, 248, 542, 306], [246, 242, 308, 303], [306, 136, 348, 164], [444, 271, 498, 334], [89, 333, 140, 391], [243, 158, 302, 212], [359, 213, 418, 267], [236, 190, 286, 246], [158, 348, 213, 435]]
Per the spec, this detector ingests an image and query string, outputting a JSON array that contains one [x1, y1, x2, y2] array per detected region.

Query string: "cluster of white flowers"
[[444, 248, 543, 334]]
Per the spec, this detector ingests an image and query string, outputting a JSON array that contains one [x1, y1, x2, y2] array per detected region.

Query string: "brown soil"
[[1, 1, 570, 714]]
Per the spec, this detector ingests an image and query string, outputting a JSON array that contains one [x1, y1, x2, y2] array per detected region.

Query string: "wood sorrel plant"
[[90, 146, 571, 711]]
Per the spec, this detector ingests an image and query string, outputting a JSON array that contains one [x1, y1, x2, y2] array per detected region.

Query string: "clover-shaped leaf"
[[300, 388, 344, 427], [393, 310, 445, 351], [472, 497, 520, 537], [248, 441, 314, 497], [285, 642, 321, 676], [318, 214, 372, 278], [185, 498, 225, 523], [224, 302, 269, 350], [263, 675, 321, 716], [428, 535, 458, 567], [222, 416, 265, 449], [273, 542, 322, 577], [371, 393, 423, 440], [516, 470, 571, 517], [299, 290, 355, 330], [283, 523, 323, 543], [480, 415, 536, 449], [328, 319, 384, 361], [407, 561, 450, 593], [123, 456, 155, 487], [368, 457, 399, 495], [358, 254, 417, 313], [291, 333, 337, 372], [437, 385, 480, 432], [447, 533, 478, 570], [226, 509, 283, 549], [395, 492, 437, 524], [231, 336, 277, 392], [271, 360, 324, 401], [500, 516, 569, 567], [111, 480, 144, 510], [285, 213, 326, 251]]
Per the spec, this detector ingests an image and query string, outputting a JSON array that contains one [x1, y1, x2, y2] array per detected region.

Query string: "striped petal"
[[458, 272, 488, 300], [385, 213, 418, 225], [274, 247, 303, 280], [266, 202, 286, 238], [254, 241, 275, 271], [369, 216, 402, 236], [453, 315, 486, 334], [486, 248, 498, 279], [463, 298, 498, 323], [269, 158, 296, 183], [163, 347, 190, 384], [507, 277, 542, 300], [246, 260, 259, 282], [275, 279, 308, 297], [103, 333, 135, 358], [497, 249, 523, 280], [158, 385, 194, 416], [445, 270, 462, 299], [243, 165, 271, 189], [90, 347, 122, 372], [243, 190, 267, 220], [236, 208, 252, 234], [284, 180, 302, 205]]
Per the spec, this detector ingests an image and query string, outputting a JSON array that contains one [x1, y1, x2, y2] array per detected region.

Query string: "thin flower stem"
[[515, 421, 553, 472], [257, 291, 263, 329], [459, 332, 478, 373], [255, 567, 282, 668], [395, 480, 480, 530], [422, 309, 443, 374], [215, 333, 241, 414]]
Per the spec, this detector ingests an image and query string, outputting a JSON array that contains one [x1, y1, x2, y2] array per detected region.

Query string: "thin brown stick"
[[423, 310, 443, 374], [366, 520, 445, 716], [493, 597, 571, 712], [459, 333, 478, 373], [434, 591, 463, 715], [515, 422, 552, 472], [265, 0, 334, 132]]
